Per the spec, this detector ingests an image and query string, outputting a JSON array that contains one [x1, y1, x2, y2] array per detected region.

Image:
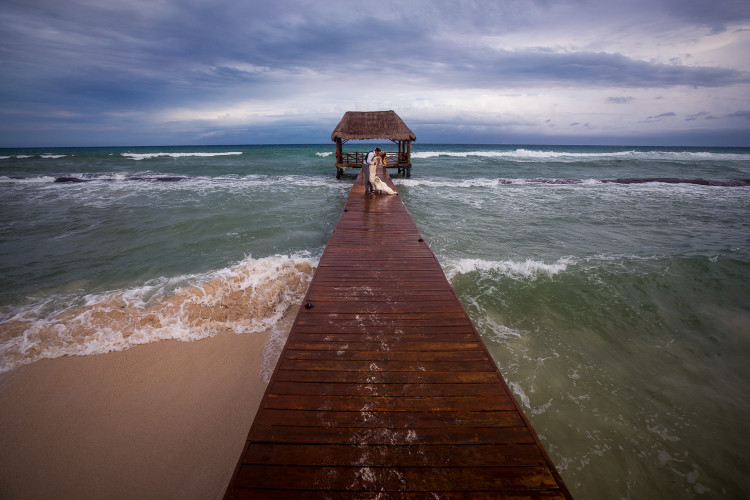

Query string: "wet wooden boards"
[[224, 167, 571, 498]]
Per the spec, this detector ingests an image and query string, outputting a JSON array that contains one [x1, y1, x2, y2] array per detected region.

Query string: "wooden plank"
[[298, 302, 467, 314], [315, 264, 442, 273], [311, 271, 449, 281], [283, 341, 485, 351], [261, 393, 515, 412], [249, 425, 535, 445], [288, 335, 480, 344], [268, 381, 506, 397], [282, 349, 489, 361], [321, 259, 439, 265], [224, 166, 571, 499], [304, 295, 459, 304], [306, 282, 455, 291], [229, 490, 568, 500], [234, 465, 559, 491], [253, 409, 526, 428], [278, 359, 497, 372], [243, 443, 547, 467], [272, 369, 502, 384], [290, 327, 477, 336], [294, 316, 473, 327], [288, 333, 479, 343]]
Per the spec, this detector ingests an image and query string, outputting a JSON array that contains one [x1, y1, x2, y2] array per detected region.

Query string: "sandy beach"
[[0, 324, 285, 499]]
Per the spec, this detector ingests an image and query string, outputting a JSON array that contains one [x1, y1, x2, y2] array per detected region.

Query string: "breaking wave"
[[442, 257, 574, 281], [1, 173, 353, 191], [122, 151, 243, 160], [412, 149, 750, 162], [398, 177, 750, 188], [0, 154, 68, 159], [0, 253, 317, 373]]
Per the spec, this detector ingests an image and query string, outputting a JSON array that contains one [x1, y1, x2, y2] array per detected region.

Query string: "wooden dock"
[[224, 167, 571, 498]]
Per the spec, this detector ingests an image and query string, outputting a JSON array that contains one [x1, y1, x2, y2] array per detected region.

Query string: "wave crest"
[[443, 257, 573, 281], [122, 151, 243, 160], [411, 149, 750, 162], [0, 154, 68, 160], [0, 253, 317, 373], [397, 177, 750, 188]]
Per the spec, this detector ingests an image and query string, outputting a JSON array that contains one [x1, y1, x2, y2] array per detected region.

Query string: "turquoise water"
[[2, 144, 749, 498]]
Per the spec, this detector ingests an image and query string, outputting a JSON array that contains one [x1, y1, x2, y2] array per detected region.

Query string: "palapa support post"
[[395, 139, 412, 178], [330, 110, 416, 179], [335, 138, 344, 179], [406, 140, 412, 178]]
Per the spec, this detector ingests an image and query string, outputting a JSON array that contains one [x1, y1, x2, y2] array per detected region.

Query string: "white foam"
[[122, 151, 243, 160], [646, 425, 681, 442], [397, 177, 505, 188], [531, 398, 555, 416], [580, 178, 602, 185], [396, 177, 601, 188], [40, 154, 67, 159], [508, 381, 531, 409], [411, 149, 750, 162], [0, 253, 318, 373], [316, 152, 333, 157], [474, 311, 523, 342], [411, 149, 635, 160], [0, 175, 57, 183], [443, 256, 574, 281], [1, 174, 352, 212]]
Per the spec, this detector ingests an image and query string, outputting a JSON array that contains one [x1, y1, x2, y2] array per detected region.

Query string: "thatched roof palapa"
[[331, 110, 416, 142]]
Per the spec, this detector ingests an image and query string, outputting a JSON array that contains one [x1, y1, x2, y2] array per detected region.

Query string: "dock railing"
[[335, 151, 411, 178]]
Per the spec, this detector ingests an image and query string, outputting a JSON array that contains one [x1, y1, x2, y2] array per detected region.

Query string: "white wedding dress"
[[372, 176, 396, 195], [369, 158, 397, 195]]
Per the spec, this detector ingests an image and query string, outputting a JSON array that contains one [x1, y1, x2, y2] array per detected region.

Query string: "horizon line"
[[3, 142, 750, 150]]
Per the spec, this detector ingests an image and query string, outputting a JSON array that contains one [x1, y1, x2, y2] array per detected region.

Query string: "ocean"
[[1, 144, 749, 498]]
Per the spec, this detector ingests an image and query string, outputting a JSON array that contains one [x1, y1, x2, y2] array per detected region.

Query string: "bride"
[[370, 152, 397, 195]]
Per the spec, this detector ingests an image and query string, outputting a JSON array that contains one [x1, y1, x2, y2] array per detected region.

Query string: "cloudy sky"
[[1, 0, 749, 147]]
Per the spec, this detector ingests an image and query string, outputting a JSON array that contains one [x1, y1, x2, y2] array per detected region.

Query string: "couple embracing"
[[363, 148, 397, 195]]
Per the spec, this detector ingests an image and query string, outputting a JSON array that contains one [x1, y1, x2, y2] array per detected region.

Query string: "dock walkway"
[[224, 167, 571, 498]]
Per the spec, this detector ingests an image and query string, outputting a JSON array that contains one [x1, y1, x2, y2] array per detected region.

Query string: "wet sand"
[[0, 329, 278, 499]]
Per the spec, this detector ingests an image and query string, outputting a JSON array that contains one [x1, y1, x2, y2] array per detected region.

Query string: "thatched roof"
[[331, 110, 416, 142]]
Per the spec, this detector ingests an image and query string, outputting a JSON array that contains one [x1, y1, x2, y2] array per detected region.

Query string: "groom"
[[363, 147, 381, 194]]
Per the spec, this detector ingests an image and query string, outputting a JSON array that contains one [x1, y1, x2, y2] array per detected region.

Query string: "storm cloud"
[[1, 0, 749, 146]]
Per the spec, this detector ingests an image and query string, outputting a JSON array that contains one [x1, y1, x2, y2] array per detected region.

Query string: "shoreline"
[[0, 322, 286, 499]]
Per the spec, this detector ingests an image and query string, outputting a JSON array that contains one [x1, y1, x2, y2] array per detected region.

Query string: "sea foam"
[[411, 149, 750, 162], [0, 175, 58, 183], [122, 151, 243, 160], [397, 177, 749, 189], [0, 154, 68, 160], [0, 253, 317, 373], [443, 257, 574, 281]]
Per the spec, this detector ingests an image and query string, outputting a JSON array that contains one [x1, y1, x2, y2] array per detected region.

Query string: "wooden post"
[[406, 141, 412, 178], [396, 141, 404, 174], [335, 138, 343, 179]]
